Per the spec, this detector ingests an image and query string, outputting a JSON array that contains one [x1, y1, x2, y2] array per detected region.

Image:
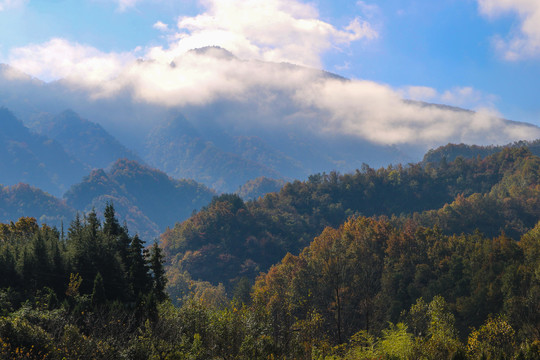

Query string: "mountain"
[[64, 158, 215, 240], [0, 183, 75, 228], [162, 145, 540, 294], [236, 176, 286, 200], [144, 114, 285, 192], [2, 50, 540, 194], [0, 107, 88, 197], [422, 139, 540, 164], [29, 109, 143, 169], [0, 158, 214, 241]]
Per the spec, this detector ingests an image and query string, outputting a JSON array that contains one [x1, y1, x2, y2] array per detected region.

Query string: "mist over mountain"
[[1, 47, 540, 193], [30, 109, 142, 170], [0, 107, 88, 197]]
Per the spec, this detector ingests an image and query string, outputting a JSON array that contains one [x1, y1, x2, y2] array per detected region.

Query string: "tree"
[[467, 316, 516, 359], [103, 202, 121, 237], [128, 234, 151, 299], [148, 241, 167, 302], [91, 272, 106, 306]]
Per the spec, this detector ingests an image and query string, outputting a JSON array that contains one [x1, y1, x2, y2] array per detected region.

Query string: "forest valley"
[[0, 145, 539, 359]]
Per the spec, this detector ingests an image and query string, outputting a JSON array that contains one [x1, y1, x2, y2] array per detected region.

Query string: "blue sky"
[[1, 0, 540, 128]]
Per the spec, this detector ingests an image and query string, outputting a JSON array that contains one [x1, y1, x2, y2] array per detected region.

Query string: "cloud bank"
[[4, 0, 539, 148], [148, 0, 377, 68], [478, 0, 540, 60]]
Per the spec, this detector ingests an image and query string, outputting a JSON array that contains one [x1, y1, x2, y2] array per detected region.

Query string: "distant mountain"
[[0, 183, 75, 228], [144, 114, 284, 192], [0, 107, 88, 197], [231, 136, 305, 179], [422, 140, 540, 164], [2, 50, 540, 194], [236, 177, 286, 200], [30, 109, 143, 169], [64, 158, 215, 240]]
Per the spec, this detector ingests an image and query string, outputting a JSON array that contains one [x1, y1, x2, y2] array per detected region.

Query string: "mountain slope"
[[0, 183, 75, 228], [422, 139, 540, 164], [65, 158, 215, 240], [144, 114, 284, 192], [0, 107, 88, 196], [161, 146, 540, 294], [30, 109, 143, 169]]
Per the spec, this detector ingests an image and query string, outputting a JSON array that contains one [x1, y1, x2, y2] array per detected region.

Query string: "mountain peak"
[[189, 46, 237, 60]]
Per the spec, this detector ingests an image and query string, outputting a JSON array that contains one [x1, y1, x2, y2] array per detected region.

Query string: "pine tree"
[[91, 272, 106, 307], [86, 209, 100, 240], [103, 202, 121, 237], [128, 235, 151, 300], [148, 241, 167, 302]]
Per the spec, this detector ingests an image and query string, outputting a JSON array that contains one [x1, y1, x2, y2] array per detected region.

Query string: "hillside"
[[236, 176, 286, 200], [0, 183, 75, 228], [422, 139, 540, 164], [30, 109, 142, 169], [162, 146, 540, 294], [65, 158, 215, 240], [0, 107, 88, 196], [0, 146, 538, 360], [144, 114, 286, 192]]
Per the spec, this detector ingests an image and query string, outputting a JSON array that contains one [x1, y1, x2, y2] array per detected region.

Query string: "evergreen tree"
[[86, 209, 100, 241], [128, 235, 151, 300], [148, 241, 167, 302], [91, 272, 106, 306], [103, 202, 122, 237]]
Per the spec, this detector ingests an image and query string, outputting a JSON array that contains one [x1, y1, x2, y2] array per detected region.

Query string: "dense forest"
[[0, 145, 539, 359], [162, 146, 540, 295]]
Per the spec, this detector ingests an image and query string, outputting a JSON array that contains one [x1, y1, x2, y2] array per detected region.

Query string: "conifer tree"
[[128, 235, 151, 299], [148, 241, 167, 302], [92, 272, 106, 307], [103, 202, 121, 237], [86, 209, 100, 241]]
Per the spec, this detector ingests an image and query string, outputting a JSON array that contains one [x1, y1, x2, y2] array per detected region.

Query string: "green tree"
[[91, 272, 106, 306], [128, 234, 151, 299], [148, 241, 167, 302]]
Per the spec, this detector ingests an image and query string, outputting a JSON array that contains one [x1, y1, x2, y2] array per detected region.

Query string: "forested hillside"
[[236, 176, 286, 200], [0, 138, 539, 360], [0, 108, 88, 196], [422, 139, 540, 164], [0, 208, 538, 359], [0, 183, 75, 227], [162, 147, 540, 294], [64, 159, 215, 240]]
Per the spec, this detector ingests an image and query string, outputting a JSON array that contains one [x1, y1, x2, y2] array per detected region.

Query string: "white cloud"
[[8, 38, 539, 146], [159, 0, 378, 68], [0, 0, 26, 11], [400, 86, 438, 102], [153, 21, 169, 32], [440, 87, 497, 108], [296, 79, 535, 146], [8, 38, 135, 84], [400, 85, 498, 110], [478, 0, 540, 60]]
